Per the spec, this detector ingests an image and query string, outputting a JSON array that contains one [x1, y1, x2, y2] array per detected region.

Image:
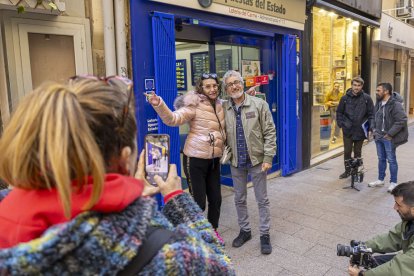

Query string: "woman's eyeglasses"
[[70, 75, 133, 129], [201, 73, 218, 80], [225, 80, 242, 89]]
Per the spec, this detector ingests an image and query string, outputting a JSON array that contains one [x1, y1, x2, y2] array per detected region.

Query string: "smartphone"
[[145, 134, 170, 186]]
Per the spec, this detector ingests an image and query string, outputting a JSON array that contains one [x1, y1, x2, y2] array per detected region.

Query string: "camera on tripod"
[[348, 158, 364, 183], [343, 158, 365, 191], [337, 240, 374, 269]]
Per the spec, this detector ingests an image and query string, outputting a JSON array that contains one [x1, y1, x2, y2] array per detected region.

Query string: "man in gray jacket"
[[222, 70, 276, 254], [368, 83, 408, 192]]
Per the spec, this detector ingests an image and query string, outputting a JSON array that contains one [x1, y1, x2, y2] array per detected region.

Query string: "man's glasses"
[[70, 75, 133, 129], [225, 80, 242, 89], [202, 84, 219, 91], [201, 73, 218, 80]]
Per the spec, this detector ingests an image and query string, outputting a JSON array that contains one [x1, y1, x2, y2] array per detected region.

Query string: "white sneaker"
[[368, 180, 385, 187], [388, 182, 398, 193]]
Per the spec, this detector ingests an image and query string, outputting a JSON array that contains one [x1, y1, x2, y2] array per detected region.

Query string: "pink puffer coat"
[[154, 91, 225, 159]]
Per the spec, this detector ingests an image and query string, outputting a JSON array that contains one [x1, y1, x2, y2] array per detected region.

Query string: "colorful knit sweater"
[[0, 192, 235, 275]]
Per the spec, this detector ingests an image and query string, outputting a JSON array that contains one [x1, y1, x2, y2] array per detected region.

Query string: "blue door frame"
[[129, 2, 303, 188], [280, 35, 299, 176], [209, 30, 279, 185]]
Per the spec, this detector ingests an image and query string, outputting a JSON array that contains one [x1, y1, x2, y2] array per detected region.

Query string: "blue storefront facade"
[[129, 0, 306, 185]]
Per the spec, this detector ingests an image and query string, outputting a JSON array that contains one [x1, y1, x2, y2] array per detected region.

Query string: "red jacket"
[[0, 174, 143, 248]]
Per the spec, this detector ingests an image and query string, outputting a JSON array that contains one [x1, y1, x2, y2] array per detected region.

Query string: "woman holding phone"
[[0, 76, 234, 275], [146, 73, 226, 242]]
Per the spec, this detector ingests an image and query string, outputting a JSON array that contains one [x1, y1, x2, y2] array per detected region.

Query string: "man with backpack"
[[336, 76, 375, 179], [368, 83, 408, 192]]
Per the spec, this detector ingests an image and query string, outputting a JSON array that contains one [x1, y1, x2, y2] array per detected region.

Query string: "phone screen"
[[145, 134, 170, 186]]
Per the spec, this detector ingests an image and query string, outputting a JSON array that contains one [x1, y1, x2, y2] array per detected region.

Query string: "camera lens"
[[337, 244, 352, 257]]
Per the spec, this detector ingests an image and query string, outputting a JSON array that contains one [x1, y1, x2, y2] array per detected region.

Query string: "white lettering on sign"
[[228, 7, 286, 25], [147, 118, 159, 132]]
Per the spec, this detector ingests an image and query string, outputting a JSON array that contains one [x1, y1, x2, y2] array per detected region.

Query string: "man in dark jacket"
[[368, 83, 408, 192], [348, 181, 414, 276], [336, 77, 374, 179]]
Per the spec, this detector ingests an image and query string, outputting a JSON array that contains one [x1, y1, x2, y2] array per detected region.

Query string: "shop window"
[[175, 41, 209, 142], [311, 7, 360, 158], [175, 41, 209, 94]]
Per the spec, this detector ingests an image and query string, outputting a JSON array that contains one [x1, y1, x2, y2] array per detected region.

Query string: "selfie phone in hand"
[[144, 134, 170, 186]]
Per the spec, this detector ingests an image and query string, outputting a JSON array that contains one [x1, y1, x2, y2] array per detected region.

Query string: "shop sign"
[[149, 0, 305, 30], [143, 77, 159, 133], [377, 12, 414, 50], [245, 75, 269, 87], [213, 0, 305, 24], [176, 59, 187, 91]]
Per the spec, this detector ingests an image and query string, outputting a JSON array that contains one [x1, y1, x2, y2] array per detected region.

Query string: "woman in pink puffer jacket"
[[146, 73, 225, 242]]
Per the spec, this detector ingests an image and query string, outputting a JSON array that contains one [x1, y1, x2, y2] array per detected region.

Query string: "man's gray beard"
[[230, 91, 244, 99]]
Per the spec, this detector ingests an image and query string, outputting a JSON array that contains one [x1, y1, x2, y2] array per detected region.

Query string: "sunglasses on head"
[[201, 73, 218, 80], [70, 75, 134, 129]]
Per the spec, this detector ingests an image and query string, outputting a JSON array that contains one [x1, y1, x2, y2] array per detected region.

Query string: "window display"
[[311, 7, 360, 157]]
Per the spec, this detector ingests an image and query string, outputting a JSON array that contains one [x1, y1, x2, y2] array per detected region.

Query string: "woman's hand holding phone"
[[135, 150, 181, 197], [154, 164, 182, 197], [135, 150, 160, 196]]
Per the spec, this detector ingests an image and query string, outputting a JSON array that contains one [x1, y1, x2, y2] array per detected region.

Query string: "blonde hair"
[[0, 78, 136, 218]]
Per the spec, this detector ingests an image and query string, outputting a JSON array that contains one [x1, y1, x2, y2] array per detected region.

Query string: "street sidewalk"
[[218, 125, 414, 276]]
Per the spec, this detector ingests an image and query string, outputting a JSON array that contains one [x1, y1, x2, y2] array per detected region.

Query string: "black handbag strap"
[[213, 105, 227, 146], [118, 226, 174, 275]]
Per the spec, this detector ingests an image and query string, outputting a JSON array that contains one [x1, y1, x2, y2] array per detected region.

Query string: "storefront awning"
[[316, 0, 380, 27]]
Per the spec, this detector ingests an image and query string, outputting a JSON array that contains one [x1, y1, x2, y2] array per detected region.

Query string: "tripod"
[[343, 170, 361, 191], [343, 159, 364, 191]]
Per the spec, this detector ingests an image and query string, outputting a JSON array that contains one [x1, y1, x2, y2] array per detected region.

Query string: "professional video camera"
[[337, 240, 374, 269], [344, 158, 364, 191]]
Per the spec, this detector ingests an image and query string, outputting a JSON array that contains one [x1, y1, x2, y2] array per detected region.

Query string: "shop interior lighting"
[[318, 9, 326, 14], [329, 12, 337, 17]]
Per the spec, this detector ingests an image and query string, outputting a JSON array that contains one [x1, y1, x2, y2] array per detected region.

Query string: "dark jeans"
[[343, 135, 364, 161], [371, 253, 396, 268], [183, 154, 222, 229]]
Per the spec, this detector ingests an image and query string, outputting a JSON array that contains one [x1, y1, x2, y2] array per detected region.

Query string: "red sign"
[[255, 75, 269, 85], [245, 75, 270, 87]]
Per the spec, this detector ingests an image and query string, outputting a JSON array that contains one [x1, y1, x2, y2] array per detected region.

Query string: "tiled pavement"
[[217, 125, 414, 275]]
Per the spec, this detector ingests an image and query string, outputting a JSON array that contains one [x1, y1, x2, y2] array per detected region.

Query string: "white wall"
[[382, 0, 396, 11], [64, 0, 85, 18]]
